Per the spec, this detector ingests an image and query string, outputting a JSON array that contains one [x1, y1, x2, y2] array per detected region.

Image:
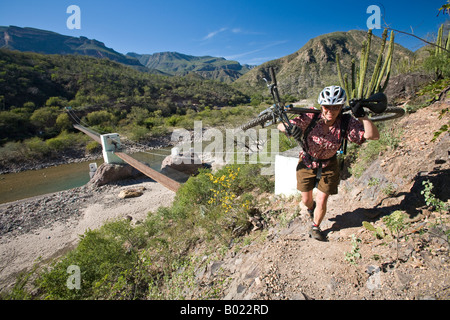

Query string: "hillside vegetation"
[[2, 94, 449, 300]]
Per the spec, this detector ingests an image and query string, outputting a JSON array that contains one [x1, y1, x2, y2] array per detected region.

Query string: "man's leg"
[[301, 190, 314, 210], [313, 189, 329, 227], [308, 189, 329, 241]]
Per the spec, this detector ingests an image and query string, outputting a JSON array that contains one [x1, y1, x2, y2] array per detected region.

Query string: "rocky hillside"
[[193, 97, 450, 300], [234, 30, 414, 99]]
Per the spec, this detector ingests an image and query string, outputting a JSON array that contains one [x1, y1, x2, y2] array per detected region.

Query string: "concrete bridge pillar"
[[100, 133, 124, 164]]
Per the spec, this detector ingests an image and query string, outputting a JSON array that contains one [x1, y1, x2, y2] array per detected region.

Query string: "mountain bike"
[[239, 67, 405, 132]]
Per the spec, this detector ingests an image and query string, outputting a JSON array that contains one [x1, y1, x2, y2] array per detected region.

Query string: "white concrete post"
[[100, 133, 124, 164], [274, 154, 301, 197]]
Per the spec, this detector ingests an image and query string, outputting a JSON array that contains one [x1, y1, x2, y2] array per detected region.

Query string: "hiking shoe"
[[307, 201, 316, 220], [309, 225, 327, 242]]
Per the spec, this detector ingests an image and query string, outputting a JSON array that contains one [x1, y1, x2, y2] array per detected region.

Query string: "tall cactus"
[[435, 24, 444, 56], [351, 58, 356, 99], [375, 30, 394, 94], [336, 28, 394, 102], [366, 28, 388, 98], [358, 30, 372, 98], [446, 30, 450, 51], [433, 24, 447, 79], [336, 53, 347, 94]]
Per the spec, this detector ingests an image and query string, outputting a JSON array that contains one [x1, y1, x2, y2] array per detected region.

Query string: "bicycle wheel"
[[238, 112, 275, 131], [366, 106, 405, 122]]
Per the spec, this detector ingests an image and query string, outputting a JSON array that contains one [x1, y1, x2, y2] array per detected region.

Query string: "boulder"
[[384, 72, 433, 104], [161, 150, 204, 176], [118, 187, 145, 199], [89, 163, 143, 186]]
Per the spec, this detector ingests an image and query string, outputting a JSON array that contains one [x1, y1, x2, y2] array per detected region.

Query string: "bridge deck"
[[73, 124, 181, 192], [114, 152, 180, 192]]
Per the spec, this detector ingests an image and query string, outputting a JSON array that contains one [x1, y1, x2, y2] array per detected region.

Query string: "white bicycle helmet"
[[318, 86, 347, 105]]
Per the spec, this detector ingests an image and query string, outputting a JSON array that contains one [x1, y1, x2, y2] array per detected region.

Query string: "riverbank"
[[0, 150, 102, 175], [0, 133, 174, 175], [0, 175, 176, 291]]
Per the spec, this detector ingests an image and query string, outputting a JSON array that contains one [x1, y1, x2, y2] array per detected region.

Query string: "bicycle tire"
[[239, 113, 274, 131], [366, 106, 405, 122]]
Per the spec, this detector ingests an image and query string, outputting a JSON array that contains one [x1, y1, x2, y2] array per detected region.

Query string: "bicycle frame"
[[262, 67, 295, 135]]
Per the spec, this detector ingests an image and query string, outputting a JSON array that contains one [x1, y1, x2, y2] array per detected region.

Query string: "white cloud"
[[224, 40, 288, 60], [203, 27, 264, 41], [231, 28, 265, 35], [203, 27, 227, 40]]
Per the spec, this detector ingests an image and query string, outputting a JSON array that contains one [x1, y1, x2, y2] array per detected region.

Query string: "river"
[[0, 149, 173, 204]]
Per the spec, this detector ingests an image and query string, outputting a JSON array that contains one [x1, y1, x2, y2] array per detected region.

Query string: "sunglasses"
[[322, 105, 343, 111]]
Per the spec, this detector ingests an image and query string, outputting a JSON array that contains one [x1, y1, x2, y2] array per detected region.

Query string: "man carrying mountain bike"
[[278, 85, 380, 241]]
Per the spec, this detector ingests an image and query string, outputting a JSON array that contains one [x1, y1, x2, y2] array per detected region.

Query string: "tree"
[[0, 110, 31, 141], [85, 110, 115, 126], [30, 107, 59, 135], [126, 107, 150, 126], [46, 96, 67, 107], [56, 113, 73, 132]]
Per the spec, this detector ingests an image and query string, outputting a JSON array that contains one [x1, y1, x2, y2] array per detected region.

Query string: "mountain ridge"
[[127, 51, 254, 82], [234, 29, 416, 99], [0, 26, 143, 67], [0, 26, 424, 97], [0, 26, 254, 82]]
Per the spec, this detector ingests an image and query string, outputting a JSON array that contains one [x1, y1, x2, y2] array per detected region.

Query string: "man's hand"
[[290, 125, 303, 141], [351, 101, 366, 118]]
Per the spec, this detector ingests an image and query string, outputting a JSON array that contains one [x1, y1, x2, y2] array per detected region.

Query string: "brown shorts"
[[296, 157, 340, 195]]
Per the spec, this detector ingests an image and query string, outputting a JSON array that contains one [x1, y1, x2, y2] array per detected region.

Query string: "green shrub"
[[85, 141, 101, 154], [24, 137, 50, 158], [85, 110, 115, 126], [126, 125, 149, 142], [45, 130, 73, 151], [35, 220, 148, 300], [165, 114, 183, 127]]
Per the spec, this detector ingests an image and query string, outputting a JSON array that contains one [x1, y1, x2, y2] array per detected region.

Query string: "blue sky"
[[0, 0, 448, 65]]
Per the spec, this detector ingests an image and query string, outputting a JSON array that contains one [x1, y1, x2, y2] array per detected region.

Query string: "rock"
[[118, 187, 145, 199], [384, 72, 433, 103], [366, 265, 382, 290], [89, 163, 143, 186], [289, 292, 307, 300], [161, 150, 204, 176], [394, 271, 412, 290]]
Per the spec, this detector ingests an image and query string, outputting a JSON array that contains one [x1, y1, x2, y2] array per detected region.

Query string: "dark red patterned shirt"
[[290, 111, 366, 169]]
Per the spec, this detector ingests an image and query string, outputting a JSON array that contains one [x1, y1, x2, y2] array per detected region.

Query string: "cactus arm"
[[366, 28, 388, 98], [376, 30, 394, 92]]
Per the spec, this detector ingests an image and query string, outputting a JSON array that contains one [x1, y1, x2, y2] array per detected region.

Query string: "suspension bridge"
[[68, 110, 181, 192]]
